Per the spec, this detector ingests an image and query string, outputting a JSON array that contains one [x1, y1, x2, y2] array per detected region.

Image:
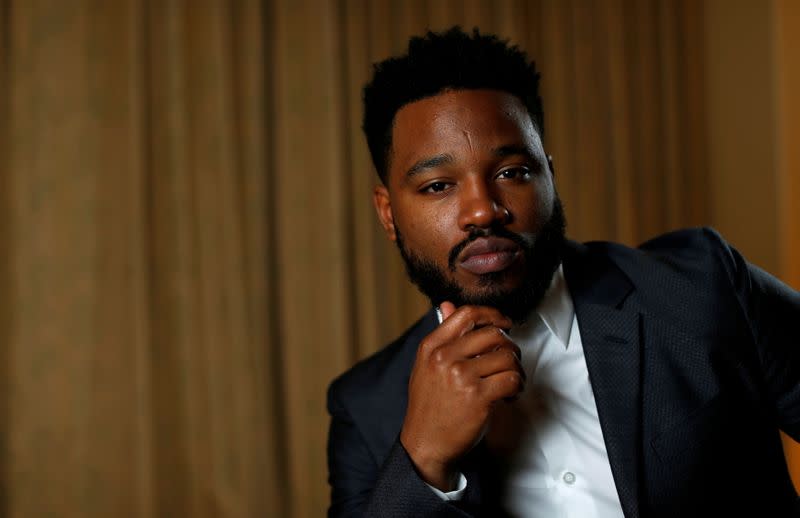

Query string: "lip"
[[458, 237, 520, 275]]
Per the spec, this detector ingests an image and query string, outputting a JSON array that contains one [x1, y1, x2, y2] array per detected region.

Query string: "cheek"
[[538, 183, 556, 220], [406, 214, 446, 246], [506, 188, 552, 229], [396, 202, 457, 258]]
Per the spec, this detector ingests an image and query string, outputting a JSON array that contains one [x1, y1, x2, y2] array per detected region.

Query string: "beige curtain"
[[0, 1, 795, 517], [3, 1, 276, 516]]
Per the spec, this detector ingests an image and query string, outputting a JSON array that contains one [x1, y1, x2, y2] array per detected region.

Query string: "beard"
[[395, 195, 566, 324]]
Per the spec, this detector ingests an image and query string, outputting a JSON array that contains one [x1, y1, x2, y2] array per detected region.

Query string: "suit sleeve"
[[327, 385, 472, 517], [709, 229, 800, 440]]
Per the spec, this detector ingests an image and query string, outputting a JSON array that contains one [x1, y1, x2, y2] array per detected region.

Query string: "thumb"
[[439, 301, 457, 320]]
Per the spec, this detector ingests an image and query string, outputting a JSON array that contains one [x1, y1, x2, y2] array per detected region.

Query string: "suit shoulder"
[[584, 226, 736, 274], [637, 226, 732, 259], [579, 227, 747, 329], [575, 227, 739, 304]]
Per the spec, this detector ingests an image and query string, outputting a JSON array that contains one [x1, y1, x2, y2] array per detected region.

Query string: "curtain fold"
[[0, 1, 795, 517], [0, 0, 11, 515]]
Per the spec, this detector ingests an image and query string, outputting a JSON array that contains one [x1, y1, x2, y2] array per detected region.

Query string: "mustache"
[[447, 226, 532, 272]]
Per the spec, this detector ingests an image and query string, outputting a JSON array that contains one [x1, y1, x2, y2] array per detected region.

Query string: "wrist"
[[400, 434, 457, 491], [414, 458, 457, 491]]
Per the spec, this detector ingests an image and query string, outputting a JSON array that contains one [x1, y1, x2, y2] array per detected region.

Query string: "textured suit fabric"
[[327, 228, 800, 517]]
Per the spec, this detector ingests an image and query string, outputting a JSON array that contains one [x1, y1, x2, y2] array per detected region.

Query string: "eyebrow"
[[406, 154, 454, 178], [404, 145, 536, 178], [492, 144, 534, 159]]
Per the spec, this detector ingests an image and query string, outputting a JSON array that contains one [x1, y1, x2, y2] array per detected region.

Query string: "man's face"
[[373, 89, 565, 323]]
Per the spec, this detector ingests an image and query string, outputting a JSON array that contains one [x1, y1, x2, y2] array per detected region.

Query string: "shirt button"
[[562, 471, 576, 485]]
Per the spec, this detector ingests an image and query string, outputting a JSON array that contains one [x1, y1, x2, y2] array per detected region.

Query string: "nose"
[[457, 179, 510, 231]]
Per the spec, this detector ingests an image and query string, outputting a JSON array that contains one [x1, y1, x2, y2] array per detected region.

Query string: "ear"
[[547, 154, 556, 177], [373, 185, 397, 241]]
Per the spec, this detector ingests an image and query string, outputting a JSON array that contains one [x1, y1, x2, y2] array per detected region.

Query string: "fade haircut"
[[362, 26, 545, 183]]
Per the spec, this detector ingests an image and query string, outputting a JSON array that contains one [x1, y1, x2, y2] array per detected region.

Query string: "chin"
[[459, 274, 526, 301], [470, 265, 526, 289]]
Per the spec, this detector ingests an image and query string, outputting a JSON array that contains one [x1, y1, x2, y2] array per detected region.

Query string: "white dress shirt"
[[428, 265, 625, 517]]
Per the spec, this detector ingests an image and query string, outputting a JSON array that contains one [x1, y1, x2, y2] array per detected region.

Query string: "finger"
[[443, 325, 520, 360], [466, 348, 525, 380], [434, 305, 511, 342], [480, 370, 525, 403]]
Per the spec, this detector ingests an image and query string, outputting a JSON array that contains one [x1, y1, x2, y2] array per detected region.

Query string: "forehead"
[[389, 89, 539, 177]]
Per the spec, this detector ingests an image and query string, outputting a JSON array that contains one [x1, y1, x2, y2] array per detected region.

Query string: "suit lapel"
[[563, 241, 642, 518]]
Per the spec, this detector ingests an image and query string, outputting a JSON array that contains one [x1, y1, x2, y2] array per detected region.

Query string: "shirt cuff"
[[424, 472, 468, 501]]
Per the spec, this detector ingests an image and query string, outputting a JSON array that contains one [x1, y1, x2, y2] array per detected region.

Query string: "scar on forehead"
[[462, 130, 474, 152]]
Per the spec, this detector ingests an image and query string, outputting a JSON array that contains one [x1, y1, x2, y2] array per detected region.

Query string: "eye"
[[421, 181, 451, 193], [496, 166, 531, 181]]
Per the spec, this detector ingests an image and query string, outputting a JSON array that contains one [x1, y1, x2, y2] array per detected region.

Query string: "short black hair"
[[362, 26, 544, 183]]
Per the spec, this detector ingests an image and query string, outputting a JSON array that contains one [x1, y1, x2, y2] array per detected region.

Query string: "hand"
[[400, 302, 525, 491]]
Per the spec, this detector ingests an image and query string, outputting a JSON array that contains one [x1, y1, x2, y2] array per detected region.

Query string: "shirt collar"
[[533, 264, 575, 349], [432, 264, 575, 349]]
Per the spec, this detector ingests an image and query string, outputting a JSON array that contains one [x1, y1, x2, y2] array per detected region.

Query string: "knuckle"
[[503, 341, 521, 358], [430, 347, 447, 366], [507, 371, 524, 389], [460, 305, 479, 321], [492, 338, 514, 355], [449, 362, 466, 381], [419, 338, 436, 354], [486, 326, 508, 345], [462, 380, 479, 397]]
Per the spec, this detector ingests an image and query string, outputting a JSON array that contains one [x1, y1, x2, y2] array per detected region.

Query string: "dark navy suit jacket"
[[327, 228, 800, 517]]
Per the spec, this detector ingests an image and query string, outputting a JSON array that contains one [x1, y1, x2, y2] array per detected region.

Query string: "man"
[[327, 27, 800, 517]]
